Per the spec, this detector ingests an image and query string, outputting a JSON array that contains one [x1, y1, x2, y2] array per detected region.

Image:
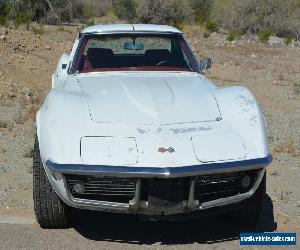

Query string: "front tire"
[[33, 136, 69, 228], [231, 171, 266, 230]]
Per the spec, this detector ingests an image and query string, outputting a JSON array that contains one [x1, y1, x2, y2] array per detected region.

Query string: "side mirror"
[[199, 57, 212, 72]]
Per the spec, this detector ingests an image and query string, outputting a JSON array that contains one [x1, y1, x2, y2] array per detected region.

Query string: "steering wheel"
[[156, 60, 177, 67]]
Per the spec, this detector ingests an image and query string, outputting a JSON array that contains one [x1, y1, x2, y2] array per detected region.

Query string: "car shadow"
[[70, 194, 276, 245]]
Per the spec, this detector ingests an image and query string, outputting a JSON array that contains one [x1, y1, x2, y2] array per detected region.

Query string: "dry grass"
[[0, 121, 8, 128], [56, 26, 71, 33], [294, 81, 300, 94], [272, 137, 299, 157]]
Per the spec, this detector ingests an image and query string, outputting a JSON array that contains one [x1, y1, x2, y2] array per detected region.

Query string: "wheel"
[[231, 171, 266, 230], [33, 135, 69, 228]]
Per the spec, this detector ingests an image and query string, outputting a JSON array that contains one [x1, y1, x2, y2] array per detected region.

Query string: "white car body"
[[36, 24, 271, 216]]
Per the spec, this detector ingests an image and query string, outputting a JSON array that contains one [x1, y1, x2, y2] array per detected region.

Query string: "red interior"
[[81, 66, 191, 73]]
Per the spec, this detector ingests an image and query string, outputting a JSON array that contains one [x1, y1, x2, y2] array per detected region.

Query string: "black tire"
[[33, 135, 69, 228], [231, 171, 266, 230]]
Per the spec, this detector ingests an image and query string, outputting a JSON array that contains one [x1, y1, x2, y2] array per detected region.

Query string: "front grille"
[[66, 175, 136, 203], [65, 169, 259, 204], [195, 170, 258, 203]]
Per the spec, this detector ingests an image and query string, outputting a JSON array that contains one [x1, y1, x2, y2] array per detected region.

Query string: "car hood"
[[77, 73, 221, 125]]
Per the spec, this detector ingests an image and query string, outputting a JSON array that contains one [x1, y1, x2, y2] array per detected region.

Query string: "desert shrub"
[[203, 30, 210, 38], [284, 35, 293, 45], [23, 16, 30, 30], [173, 0, 194, 29], [138, 0, 175, 24], [137, 0, 192, 26], [220, 0, 299, 38], [0, 0, 9, 16], [189, 0, 212, 24], [205, 20, 218, 33], [6, 0, 110, 24], [82, 0, 112, 17], [294, 81, 300, 95], [113, 0, 136, 21], [57, 26, 71, 33], [13, 13, 29, 29], [13, 17, 21, 29], [0, 15, 8, 27], [226, 32, 239, 41], [258, 28, 272, 43], [31, 21, 44, 35], [0, 0, 9, 27], [85, 18, 95, 27], [209, 0, 231, 24]]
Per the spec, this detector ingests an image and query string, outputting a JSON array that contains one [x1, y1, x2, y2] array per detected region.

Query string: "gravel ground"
[[0, 24, 299, 249]]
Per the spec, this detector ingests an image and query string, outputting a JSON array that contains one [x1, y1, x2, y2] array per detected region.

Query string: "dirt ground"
[[0, 24, 299, 244]]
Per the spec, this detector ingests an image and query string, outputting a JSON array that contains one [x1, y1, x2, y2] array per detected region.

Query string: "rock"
[[294, 41, 300, 47], [23, 148, 34, 158], [25, 89, 33, 98], [268, 36, 284, 47], [0, 35, 6, 41], [45, 45, 52, 50]]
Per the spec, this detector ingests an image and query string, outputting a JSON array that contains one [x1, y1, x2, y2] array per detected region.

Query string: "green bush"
[[85, 18, 95, 27], [190, 0, 212, 24], [113, 0, 136, 21], [203, 31, 210, 38], [220, 0, 299, 38], [0, 15, 8, 27], [0, 1, 10, 16], [12, 14, 30, 29], [72, 0, 112, 23], [137, 0, 193, 26], [173, 0, 194, 28], [284, 35, 293, 45], [31, 21, 44, 36], [226, 32, 239, 41], [83, 4, 96, 19], [57, 26, 71, 33], [205, 20, 218, 33], [258, 28, 272, 43], [24, 18, 30, 30]]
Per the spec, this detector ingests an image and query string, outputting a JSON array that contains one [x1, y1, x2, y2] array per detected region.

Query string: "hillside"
[[0, 25, 299, 233]]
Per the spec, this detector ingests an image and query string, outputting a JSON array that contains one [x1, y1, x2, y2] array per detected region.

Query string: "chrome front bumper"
[[45, 155, 272, 215]]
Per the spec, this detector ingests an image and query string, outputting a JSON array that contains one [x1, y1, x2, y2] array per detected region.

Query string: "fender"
[[37, 77, 90, 164], [213, 86, 269, 159], [52, 53, 70, 90]]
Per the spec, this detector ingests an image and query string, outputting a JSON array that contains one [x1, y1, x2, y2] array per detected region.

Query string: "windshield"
[[73, 34, 199, 73]]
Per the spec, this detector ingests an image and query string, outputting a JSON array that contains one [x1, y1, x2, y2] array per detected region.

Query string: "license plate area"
[[148, 179, 188, 208]]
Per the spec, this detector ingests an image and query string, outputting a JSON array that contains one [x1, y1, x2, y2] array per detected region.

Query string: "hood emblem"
[[158, 147, 175, 153]]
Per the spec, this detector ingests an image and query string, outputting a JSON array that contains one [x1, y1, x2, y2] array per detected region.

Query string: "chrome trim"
[[81, 31, 182, 36], [129, 179, 141, 213], [47, 155, 272, 178], [199, 169, 265, 210], [187, 178, 199, 209], [58, 169, 266, 215]]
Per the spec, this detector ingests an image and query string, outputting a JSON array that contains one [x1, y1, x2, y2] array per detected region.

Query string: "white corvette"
[[33, 24, 272, 228]]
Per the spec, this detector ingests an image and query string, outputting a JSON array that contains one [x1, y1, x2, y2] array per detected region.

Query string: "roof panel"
[[133, 24, 181, 34], [81, 24, 133, 34], [81, 24, 182, 34]]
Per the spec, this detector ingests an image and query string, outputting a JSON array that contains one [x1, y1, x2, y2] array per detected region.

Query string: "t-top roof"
[[81, 24, 182, 34]]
